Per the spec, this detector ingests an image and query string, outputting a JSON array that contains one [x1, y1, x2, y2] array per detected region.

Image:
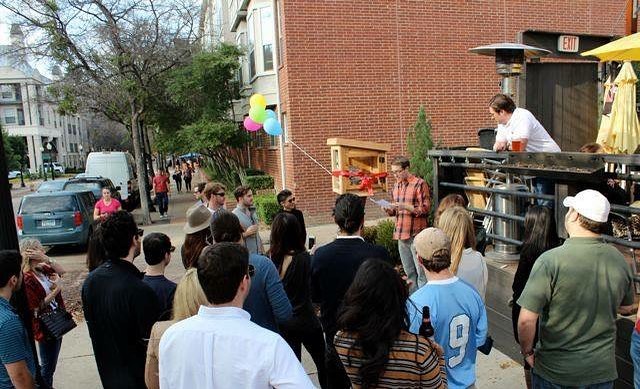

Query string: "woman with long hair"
[[86, 225, 106, 271], [439, 206, 488, 299], [434, 193, 466, 227], [269, 212, 326, 388], [19, 238, 67, 388], [512, 205, 558, 389], [145, 268, 208, 389], [335, 259, 446, 388]]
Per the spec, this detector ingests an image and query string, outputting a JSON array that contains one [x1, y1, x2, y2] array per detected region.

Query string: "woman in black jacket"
[[512, 205, 558, 389], [270, 212, 326, 388]]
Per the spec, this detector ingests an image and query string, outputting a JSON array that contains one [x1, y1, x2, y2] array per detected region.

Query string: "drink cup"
[[511, 139, 524, 151]]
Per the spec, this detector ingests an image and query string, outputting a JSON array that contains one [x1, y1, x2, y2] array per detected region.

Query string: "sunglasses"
[[287, 197, 296, 203], [137, 229, 144, 237], [216, 192, 226, 197], [169, 246, 176, 253], [248, 264, 255, 278]]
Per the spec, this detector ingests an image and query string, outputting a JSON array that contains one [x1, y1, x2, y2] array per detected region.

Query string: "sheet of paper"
[[369, 198, 393, 209]]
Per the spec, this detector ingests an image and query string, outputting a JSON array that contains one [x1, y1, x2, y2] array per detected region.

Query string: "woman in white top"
[[438, 206, 488, 300]]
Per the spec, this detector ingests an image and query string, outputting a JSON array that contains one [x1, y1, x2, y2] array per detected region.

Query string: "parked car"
[[36, 180, 68, 193], [63, 177, 121, 200], [8, 171, 22, 179], [43, 162, 65, 174], [16, 190, 97, 247], [85, 151, 139, 210]]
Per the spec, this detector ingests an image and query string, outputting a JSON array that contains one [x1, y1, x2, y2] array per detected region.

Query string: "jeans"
[[38, 338, 62, 388], [398, 237, 426, 293], [531, 370, 613, 389], [156, 192, 169, 215], [631, 330, 640, 389]]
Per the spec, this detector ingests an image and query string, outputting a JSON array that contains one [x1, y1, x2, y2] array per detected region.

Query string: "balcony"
[[231, 0, 249, 32]]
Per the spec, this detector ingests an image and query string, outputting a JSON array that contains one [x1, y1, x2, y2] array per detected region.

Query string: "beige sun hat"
[[183, 203, 211, 234]]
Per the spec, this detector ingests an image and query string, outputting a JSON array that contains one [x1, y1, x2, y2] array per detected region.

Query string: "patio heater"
[[468, 43, 550, 262], [468, 43, 550, 104]]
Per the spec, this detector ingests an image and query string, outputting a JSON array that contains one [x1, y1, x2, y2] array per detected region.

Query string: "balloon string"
[[287, 139, 333, 176]]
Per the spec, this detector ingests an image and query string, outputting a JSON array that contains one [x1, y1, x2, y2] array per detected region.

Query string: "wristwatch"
[[47, 258, 57, 265]]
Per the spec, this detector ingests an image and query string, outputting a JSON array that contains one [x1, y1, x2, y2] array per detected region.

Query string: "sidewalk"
[[53, 189, 525, 388]]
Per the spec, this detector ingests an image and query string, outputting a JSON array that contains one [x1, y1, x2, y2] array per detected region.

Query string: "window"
[[261, 7, 274, 71], [17, 109, 24, 125], [0, 85, 15, 101], [72, 124, 77, 135], [3, 109, 16, 124], [248, 13, 256, 79], [68, 123, 72, 134], [269, 134, 277, 148], [276, 0, 283, 65]]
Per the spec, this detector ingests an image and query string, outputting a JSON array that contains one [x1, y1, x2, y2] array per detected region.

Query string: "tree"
[[152, 45, 249, 188], [407, 106, 435, 187], [3, 0, 200, 224], [87, 113, 132, 151]]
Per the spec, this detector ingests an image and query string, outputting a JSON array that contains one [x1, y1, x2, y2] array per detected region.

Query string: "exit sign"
[[558, 35, 579, 53]]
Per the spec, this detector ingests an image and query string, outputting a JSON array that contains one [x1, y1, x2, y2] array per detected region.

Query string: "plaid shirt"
[[390, 174, 430, 240]]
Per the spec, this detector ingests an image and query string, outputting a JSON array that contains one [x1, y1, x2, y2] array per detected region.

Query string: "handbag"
[[39, 308, 77, 340]]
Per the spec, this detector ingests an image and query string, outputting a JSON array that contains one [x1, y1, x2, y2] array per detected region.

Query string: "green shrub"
[[245, 175, 274, 191], [245, 167, 265, 176], [375, 219, 401, 265], [361, 225, 378, 244], [254, 194, 281, 225]]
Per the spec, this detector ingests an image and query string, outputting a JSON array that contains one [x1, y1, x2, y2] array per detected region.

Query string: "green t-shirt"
[[517, 237, 634, 386]]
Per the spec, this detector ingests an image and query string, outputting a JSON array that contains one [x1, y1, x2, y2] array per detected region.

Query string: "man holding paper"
[[383, 156, 430, 292]]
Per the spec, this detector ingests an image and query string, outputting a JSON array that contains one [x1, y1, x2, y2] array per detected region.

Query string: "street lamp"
[[78, 144, 84, 168], [46, 142, 55, 180], [39, 146, 47, 181]]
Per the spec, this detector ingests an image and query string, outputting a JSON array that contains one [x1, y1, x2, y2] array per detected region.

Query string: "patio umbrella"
[[605, 61, 640, 154], [596, 75, 614, 152], [581, 32, 640, 61]]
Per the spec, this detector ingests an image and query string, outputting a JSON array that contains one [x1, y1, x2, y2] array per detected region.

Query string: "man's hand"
[[244, 225, 259, 237], [395, 202, 415, 213], [525, 354, 535, 368], [493, 141, 507, 151]]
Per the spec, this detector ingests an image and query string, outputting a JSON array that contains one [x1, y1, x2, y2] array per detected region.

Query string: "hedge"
[[362, 219, 400, 265], [245, 175, 274, 191], [245, 167, 265, 176], [255, 194, 281, 225]]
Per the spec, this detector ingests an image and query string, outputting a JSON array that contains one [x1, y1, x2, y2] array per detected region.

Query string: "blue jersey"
[[407, 277, 488, 389]]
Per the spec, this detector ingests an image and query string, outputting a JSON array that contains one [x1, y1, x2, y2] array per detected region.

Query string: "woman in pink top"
[[93, 187, 122, 221]]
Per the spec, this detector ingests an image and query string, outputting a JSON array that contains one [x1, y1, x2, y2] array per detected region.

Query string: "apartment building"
[[1, 25, 89, 173], [202, 0, 625, 223]]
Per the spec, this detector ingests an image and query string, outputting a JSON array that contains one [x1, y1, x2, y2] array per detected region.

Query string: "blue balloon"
[[265, 109, 277, 120], [263, 118, 282, 136]]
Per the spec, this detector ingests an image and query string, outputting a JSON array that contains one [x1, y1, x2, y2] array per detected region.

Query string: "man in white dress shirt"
[[159, 242, 314, 389]]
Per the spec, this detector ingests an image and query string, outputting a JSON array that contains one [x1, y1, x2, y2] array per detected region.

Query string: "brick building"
[[202, 0, 626, 224]]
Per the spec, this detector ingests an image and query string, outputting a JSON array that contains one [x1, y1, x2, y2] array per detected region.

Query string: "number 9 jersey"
[[407, 277, 488, 389]]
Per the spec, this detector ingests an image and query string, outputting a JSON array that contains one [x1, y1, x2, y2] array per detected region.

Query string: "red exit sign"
[[558, 35, 579, 53]]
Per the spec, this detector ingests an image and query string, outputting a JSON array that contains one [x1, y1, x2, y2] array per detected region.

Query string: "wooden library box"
[[327, 138, 390, 196]]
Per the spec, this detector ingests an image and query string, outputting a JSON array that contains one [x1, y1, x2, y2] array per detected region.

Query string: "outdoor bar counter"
[[428, 149, 640, 388]]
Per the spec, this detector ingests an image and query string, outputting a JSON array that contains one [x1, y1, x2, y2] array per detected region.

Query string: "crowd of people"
[[0, 143, 639, 388]]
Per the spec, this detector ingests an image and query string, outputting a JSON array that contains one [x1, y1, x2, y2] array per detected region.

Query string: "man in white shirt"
[[159, 242, 314, 389], [490, 94, 561, 153]]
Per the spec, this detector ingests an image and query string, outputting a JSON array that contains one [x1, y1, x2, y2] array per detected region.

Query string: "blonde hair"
[[438, 206, 476, 274], [19, 238, 44, 273], [434, 194, 467, 227], [172, 268, 208, 321]]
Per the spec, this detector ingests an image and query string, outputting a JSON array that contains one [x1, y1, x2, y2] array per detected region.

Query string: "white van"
[[85, 151, 139, 209]]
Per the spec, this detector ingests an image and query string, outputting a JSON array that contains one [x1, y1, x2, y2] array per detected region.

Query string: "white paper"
[[369, 198, 393, 209]]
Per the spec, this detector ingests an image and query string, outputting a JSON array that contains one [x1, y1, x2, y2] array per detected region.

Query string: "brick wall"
[[261, 0, 626, 225]]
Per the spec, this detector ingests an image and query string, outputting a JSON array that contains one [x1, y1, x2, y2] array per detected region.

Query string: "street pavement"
[[9, 184, 526, 388]]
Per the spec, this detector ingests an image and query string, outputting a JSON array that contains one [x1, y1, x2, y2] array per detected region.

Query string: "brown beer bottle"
[[419, 306, 435, 338]]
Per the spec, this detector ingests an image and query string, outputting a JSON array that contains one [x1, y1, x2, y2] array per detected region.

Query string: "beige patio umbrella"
[[603, 61, 640, 154], [596, 75, 614, 151]]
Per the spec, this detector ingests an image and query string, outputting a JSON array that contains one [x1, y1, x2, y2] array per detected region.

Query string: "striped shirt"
[[0, 297, 36, 389], [390, 175, 430, 240], [334, 330, 447, 388]]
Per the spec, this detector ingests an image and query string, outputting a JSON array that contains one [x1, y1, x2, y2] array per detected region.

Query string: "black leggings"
[[184, 177, 192, 191], [282, 321, 328, 388]]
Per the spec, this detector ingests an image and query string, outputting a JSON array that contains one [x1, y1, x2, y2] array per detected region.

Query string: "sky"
[[0, 7, 53, 78]]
